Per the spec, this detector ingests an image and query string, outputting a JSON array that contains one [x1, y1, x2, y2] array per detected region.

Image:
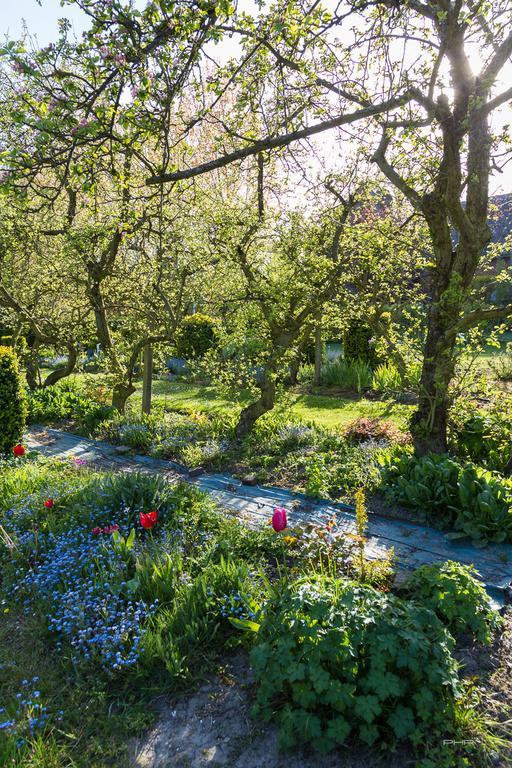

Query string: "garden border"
[[26, 426, 512, 608]]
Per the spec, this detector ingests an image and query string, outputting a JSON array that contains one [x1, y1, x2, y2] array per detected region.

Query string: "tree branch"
[[452, 304, 512, 336], [146, 93, 413, 184], [371, 129, 422, 209]]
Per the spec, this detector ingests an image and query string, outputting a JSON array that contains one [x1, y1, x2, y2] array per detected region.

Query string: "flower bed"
[[0, 453, 506, 767]]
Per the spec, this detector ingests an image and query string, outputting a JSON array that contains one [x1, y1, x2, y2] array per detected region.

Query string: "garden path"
[[26, 426, 512, 607]]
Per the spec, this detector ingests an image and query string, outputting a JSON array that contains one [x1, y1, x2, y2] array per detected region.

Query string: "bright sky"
[[2, 0, 88, 45], [2, 0, 511, 195]]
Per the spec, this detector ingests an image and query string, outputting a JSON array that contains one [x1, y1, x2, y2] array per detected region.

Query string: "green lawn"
[[128, 379, 413, 430], [45, 370, 413, 431]]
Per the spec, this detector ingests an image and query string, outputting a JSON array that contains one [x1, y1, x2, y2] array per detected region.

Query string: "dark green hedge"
[[0, 345, 27, 454]]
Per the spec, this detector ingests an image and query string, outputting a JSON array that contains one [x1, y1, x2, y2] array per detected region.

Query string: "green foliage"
[[489, 341, 512, 382], [0, 345, 27, 454], [381, 452, 461, 527], [0, 457, 80, 515], [320, 357, 372, 391], [354, 488, 368, 579], [304, 453, 330, 497], [450, 399, 512, 474], [1, 456, 503, 766], [382, 453, 512, 545], [343, 323, 378, 367], [96, 471, 178, 529], [98, 409, 233, 469], [404, 561, 501, 644], [372, 361, 422, 398], [130, 546, 184, 607], [372, 361, 402, 393], [175, 313, 219, 359], [95, 402, 386, 502], [251, 578, 460, 752], [141, 557, 252, 683], [302, 442, 383, 501], [27, 381, 113, 431], [452, 465, 512, 546]]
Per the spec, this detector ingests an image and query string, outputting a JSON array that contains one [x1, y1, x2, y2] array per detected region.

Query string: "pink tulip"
[[272, 507, 287, 532]]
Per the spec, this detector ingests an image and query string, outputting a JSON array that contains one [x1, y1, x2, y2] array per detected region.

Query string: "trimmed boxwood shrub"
[[0, 345, 27, 454], [251, 578, 461, 753], [343, 322, 377, 367], [175, 313, 219, 359]]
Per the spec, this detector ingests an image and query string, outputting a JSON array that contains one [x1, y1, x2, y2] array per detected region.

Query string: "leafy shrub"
[[304, 454, 330, 497], [27, 380, 113, 431], [0, 346, 27, 454], [344, 416, 410, 446], [404, 561, 501, 643], [343, 322, 378, 367], [297, 362, 315, 384], [251, 578, 460, 752], [302, 442, 383, 501], [179, 443, 205, 468], [320, 358, 372, 391], [382, 453, 512, 545], [490, 341, 512, 381], [79, 403, 115, 433], [175, 313, 219, 359], [451, 400, 512, 474], [452, 465, 512, 546], [117, 421, 154, 450], [372, 362, 402, 395], [381, 452, 461, 527]]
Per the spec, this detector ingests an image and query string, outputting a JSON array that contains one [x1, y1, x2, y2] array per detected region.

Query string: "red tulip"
[[92, 526, 102, 535], [139, 511, 158, 530], [272, 507, 287, 532], [13, 444, 25, 458], [44, 499, 54, 509]]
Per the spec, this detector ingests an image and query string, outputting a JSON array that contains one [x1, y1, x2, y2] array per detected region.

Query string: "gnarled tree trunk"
[[410, 313, 458, 455], [25, 335, 40, 390], [235, 374, 276, 439], [43, 346, 78, 388], [111, 381, 136, 413]]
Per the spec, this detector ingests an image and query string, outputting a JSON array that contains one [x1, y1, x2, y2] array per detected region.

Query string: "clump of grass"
[[320, 358, 373, 392]]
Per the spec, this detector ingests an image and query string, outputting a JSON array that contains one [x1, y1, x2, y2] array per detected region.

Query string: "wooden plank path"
[[26, 427, 512, 607]]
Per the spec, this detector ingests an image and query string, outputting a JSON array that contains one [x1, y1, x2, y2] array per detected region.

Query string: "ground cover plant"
[[0, 452, 508, 767], [403, 561, 502, 644], [382, 453, 512, 546], [27, 380, 114, 434]]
